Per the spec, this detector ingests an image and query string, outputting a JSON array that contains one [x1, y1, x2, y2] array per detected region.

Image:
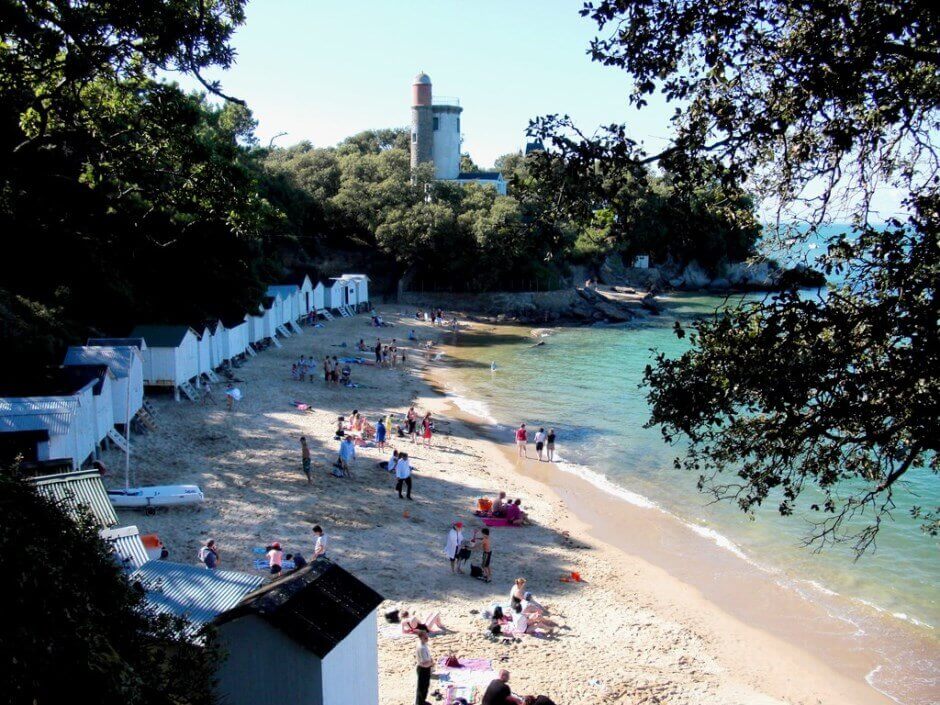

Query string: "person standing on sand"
[[323, 355, 332, 384], [477, 527, 493, 582], [395, 452, 413, 499], [225, 384, 241, 411], [312, 525, 328, 559], [407, 405, 418, 443], [374, 337, 382, 365], [546, 428, 556, 462], [376, 416, 387, 451], [337, 436, 356, 477], [415, 630, 433, 705], [198, 539, 219, 569], [300, 436, 311, 484], [445, 522, 464, 573], [515, 423, 528, 458], [534, 427, 547, 461], [421, 412, 433, 447]]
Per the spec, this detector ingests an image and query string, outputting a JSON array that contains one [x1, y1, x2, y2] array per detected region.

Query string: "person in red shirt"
[[514, 424, 528, 458]]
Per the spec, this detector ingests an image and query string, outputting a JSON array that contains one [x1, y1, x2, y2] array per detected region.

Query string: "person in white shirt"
[[312, 524, 328, 559], [395, 452, 412, 500], [225, 384, 241, 411], [512, 602, 557, 635], [533, 427, 547, 461], [445, 522, 464, 574], [512, 604, 529, 634]]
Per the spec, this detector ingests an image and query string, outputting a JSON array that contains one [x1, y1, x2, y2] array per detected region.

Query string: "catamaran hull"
[[108, 485, 204, 511]]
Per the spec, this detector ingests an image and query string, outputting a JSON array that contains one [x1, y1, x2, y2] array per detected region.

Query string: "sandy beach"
[[103, 307, 907, 705]]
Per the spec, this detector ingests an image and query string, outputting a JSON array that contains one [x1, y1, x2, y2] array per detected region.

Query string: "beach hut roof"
[[0, 398, 78, 436], [27, 469, 117, 528], [215, 558, 384, 658], [280, 271, 316, 287], [87, 337, 147, 351], [266, 284, 299, 297], [262, 296, 276, 310], [100, 525, 150, 572], [339, 273, 370, 280], [130, 325, 197, 348], [64, 346, 140, 380], [220, 315, 246, 328], [59, 364, 113, 396], [131, 561, 264, 634], [0, 368, 97, 398]]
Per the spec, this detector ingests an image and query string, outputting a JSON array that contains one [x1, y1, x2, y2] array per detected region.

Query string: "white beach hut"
[[313, 281, 326, 314], [248, 305, 266, 345], [195, 324, 213, 380], [340, 274, 370, 311], [60, 365, 116, 448], [285, 274, 315, 317], [261, 297, 280, 339], [326, 279, 348, 311], [221, 316, 250, 359], [267, 285, 300, 325], [129, 325, 201, 401], [0, 382, 99, 469], [63, 345, 144, 425], [209, 321, 226, 368]]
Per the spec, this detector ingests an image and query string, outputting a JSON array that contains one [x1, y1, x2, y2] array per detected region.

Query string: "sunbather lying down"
[[400, 609, 446, 634]]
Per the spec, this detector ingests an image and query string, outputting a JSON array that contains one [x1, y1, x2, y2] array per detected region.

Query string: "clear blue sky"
[[166, 0, 904, 217], [168, 0, 674, 166]]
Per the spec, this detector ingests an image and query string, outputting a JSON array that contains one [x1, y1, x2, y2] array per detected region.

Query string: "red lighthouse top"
[[412, 72, 431, 107]]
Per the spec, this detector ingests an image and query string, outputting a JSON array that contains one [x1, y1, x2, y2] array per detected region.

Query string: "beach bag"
[[470, 564, 484, 579], [444, 655, 461, 668], [458, 547, 472, 560], [478, 498, 493, 512], [384, 609, 400, 623]]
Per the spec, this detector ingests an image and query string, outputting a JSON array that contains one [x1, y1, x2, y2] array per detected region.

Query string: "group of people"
[[444, 522, 493, 581], [414, 308, 458, 330], [196, 524, 328, 576], [372, 337, 405, 368], [319, 355, 352, 386], [488, 490, 529, 525], [514, 424, 556, 462]]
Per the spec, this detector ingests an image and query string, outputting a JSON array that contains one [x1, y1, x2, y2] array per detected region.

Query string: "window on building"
[[433, 117, 439, 131], [412, 132, 417, 143]]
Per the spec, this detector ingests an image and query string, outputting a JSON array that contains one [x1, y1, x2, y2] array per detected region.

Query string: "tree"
[[0, 471, 219, 705], [544, 0, 939, 550]]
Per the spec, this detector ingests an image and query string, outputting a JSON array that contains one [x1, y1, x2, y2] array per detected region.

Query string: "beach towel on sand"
[[482, 517, 522, 528], [437, 657, 492, 672], [252, 558, 296, 571]]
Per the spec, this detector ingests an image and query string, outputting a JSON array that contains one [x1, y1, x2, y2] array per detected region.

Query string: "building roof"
[[100, 525, 150, 571], [87, 337, 147, 351], [0, 370, 96, 398], [0, 397, 78, 437], [220, 315, 248, 329], [525, 140, 545, 155], [27, 469, 118, 528], [130, 325, 197, 348], [456, 172, 504, 181], [215, 558, 384, 658], [132, 561, 264, 634], [414, 71, 431, 85], [338, 273, 369, 281], [59, 364, 113, 396], [64, 346, 141, 379], [280, 271, 315, 288]]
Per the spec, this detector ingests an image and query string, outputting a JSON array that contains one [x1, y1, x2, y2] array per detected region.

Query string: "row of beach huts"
[[4, 271, 385, 705], [0, 273, 370, 473]]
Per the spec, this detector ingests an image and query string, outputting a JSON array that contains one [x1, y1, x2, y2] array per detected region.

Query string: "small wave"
[[444, 391, 500, 426], [553, 455, 660, 510], [855, 599, 935, 631], [683, 522, 749, 561], [865, 666, 906, 705]]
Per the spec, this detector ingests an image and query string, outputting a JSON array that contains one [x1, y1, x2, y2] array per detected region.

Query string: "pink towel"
[[482, 517, 520, 527], [437, 657, 492, 672]]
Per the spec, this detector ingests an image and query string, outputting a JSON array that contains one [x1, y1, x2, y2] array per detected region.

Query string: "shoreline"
[[104, 306, 934, 705], [425, 320, 938, 705]]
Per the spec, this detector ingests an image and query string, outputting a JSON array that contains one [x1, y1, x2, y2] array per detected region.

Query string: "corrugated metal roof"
[[131, 561, 264, 633], [0, 398, 77, 435], [216, 558, 384, 658], [28, 469, 117, 527], [87, 337, 147, 351], [130, 325, 197, 349], [64, 346, 139, 379], [100, 525, 149, 571]]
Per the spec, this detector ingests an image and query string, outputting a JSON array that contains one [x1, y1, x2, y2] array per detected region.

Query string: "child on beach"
[[477, 527, 493, 582], [266, 542, 283, 575], [225, 384, 241, 411], [421, 412, 433, 447], [376, 417, 387, 450], [300, 436, 311, 484], [312, 525, 328, 559], [395, 452, 412, 499], [546, 428, 556, 461], [337, 436, 356, 477]]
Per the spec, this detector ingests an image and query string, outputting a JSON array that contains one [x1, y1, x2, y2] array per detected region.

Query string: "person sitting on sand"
[[266, 542, 283, 576], [408, 328, 417, 340], [503, 499, 528, 526], [482, 670, 524, 705], [511, 603, 557, 636], [340, 363, 352, 385], [509, 578, 527, 608], [198, 539, 219, 569], [335, 416, 346, 439], [400, 609, 446, 635], [357, 339, 366, 352], [521, 591, 547, 618], [492, 491, 507, 517], [379, 449, 399, 471]]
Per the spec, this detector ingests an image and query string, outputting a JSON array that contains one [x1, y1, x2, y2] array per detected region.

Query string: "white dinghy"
[[109, 485, 204, 514]]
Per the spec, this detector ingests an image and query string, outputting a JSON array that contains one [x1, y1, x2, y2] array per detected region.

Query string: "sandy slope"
[[103, 308, 888, 705]]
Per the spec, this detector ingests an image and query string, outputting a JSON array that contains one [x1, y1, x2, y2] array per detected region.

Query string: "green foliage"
[[562, 0, 939, 549], [1, 0, 278, 371], [0, 471, 219, 705]]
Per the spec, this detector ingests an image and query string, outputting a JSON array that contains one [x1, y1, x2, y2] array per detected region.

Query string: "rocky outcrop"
[[668, 261, 712, 290], [599, 254, 668, 291]]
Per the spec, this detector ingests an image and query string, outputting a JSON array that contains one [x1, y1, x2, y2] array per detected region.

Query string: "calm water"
[[438, 292, 938, 700]]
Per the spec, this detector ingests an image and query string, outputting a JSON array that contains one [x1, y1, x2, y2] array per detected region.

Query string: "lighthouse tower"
[[410, 72, 462, 180], [410, 72, 433, 171]]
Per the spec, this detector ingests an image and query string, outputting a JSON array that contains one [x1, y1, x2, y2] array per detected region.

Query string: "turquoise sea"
[[439, 291, 938, 703]]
